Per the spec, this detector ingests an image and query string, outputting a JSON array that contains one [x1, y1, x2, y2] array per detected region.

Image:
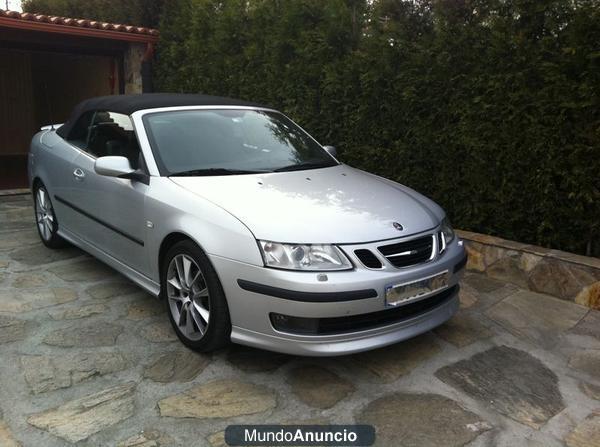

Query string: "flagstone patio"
[[0, 194, 599, 446]]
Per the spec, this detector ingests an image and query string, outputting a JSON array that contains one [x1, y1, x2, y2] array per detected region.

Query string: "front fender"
[[145, 178, 263, 282]]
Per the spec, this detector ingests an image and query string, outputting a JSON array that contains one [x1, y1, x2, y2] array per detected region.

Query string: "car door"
[[68, 111, 151, 277]]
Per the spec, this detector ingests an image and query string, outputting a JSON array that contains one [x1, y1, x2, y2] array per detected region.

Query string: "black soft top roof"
[[56, 93, 266, 138]]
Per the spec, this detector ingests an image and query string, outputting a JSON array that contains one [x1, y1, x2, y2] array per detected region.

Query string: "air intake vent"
[[378, 235, 434, 268], [354, 249, 383, 269]]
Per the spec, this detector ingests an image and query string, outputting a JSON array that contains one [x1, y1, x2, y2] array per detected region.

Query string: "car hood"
[[170, 165, 443, 244]]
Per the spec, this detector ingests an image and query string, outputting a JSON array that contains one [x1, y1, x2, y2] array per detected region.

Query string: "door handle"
[[73, 168, 85, 180]]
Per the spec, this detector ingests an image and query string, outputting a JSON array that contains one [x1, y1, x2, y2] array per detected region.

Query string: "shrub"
[[162, 0, 600, 257]]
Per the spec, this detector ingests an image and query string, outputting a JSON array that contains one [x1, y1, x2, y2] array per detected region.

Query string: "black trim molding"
[[237, 279, 378, 302], [54, 195, 144, 246], [269, 285, 458, 335]]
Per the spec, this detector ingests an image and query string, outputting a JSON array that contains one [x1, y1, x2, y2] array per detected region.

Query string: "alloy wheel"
[[35, 187, 55, 241], [166, 254, 210, 341]]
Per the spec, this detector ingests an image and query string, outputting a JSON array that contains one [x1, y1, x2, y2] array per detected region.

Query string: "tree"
[[156, 0, 600, 256], [20, 0, 600, 255]]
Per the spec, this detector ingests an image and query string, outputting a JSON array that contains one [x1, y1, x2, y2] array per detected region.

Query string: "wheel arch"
[[157, 231, 235, 320], [158, 231, 215, 297], [158, 232, 194, 279], [31, 176, 52, 199], [32, 176, 44, 191]]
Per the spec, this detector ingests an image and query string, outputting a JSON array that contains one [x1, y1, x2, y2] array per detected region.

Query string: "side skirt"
[[58, 227, 161, 297]]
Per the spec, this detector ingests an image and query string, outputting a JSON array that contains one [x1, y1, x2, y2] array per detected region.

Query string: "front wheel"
[[33, 184, 67, 248], [162, 240, 231, 352]]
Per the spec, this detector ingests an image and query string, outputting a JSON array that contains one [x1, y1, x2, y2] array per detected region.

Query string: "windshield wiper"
[[273, 161, 337, 173], [169, 168, 269, 177]]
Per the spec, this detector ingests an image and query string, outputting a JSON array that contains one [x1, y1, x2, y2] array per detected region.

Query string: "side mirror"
[[323, 145, 337, 158], [94, 156, 134, 177], [94, 156, 150, 184]]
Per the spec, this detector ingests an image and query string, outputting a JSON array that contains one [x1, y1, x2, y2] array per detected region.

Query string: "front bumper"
[[209, 236, 466, 356]]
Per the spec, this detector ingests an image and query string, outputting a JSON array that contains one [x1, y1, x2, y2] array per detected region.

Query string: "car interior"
[[87, 113, 141, 169], [67, 110, 143, 170]]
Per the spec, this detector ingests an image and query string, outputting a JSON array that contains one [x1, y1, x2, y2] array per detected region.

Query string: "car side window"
[[65, 111, 95, 149], [87, 111, 142, 169]]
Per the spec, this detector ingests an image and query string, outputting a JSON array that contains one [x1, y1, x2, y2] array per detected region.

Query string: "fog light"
[[272, 314, 289, 324], [270, 312, 320, 334]]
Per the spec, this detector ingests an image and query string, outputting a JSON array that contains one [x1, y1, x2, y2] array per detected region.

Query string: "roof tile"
[[0, 9, 158, 37]]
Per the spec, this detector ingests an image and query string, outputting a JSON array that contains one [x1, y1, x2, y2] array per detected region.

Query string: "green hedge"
[[156, 0, 599, 257]]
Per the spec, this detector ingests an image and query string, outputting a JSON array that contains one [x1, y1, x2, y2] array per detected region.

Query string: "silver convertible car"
[[29, 94, 467, 355]]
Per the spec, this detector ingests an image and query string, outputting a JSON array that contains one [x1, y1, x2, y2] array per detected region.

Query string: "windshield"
[[143, 109, 338, 175]]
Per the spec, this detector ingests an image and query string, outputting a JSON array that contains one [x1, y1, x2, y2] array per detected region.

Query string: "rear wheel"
[[162, 240, 231, 352], [34, 184, 66, 248]]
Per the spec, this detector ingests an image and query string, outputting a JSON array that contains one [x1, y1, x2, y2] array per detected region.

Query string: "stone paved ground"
[[1, 194, 599, 447]]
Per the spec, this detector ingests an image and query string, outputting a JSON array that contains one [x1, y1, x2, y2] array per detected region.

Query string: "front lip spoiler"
[[230, 291, 460, 356], [237, 279, 378, 302]]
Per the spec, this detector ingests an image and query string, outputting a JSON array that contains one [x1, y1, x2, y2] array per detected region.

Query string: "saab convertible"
[[29, 93, 467, 355]]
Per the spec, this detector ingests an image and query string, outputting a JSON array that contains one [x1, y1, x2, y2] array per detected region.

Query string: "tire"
[[33, 183, 67, 249], [161, 239, 231, 352]]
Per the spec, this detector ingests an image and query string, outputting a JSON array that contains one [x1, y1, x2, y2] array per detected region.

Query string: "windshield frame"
[[138, 106, 339, 176]]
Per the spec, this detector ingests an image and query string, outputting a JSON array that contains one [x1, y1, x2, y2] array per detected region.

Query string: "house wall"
[[0, 48, 120, 189], [31, 51, 118, 125], [0, 49, 35, 157], [0, 20, 154, 189]]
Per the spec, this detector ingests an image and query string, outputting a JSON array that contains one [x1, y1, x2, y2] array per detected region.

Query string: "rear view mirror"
[[323, 145, 337, 157]]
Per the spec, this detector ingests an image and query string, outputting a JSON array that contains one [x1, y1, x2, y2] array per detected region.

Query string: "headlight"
[[258, 241, 352, 271], [440, 217, 455, 251]]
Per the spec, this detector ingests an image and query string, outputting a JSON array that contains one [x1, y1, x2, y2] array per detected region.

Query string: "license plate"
[[385, 271, 449, 307]]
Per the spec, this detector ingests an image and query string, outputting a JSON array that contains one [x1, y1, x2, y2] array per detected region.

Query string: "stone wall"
[[457, 230, 600, 309], [123, 42, 146, 94]]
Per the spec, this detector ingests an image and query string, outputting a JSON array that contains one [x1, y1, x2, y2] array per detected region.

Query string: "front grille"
[[378, 235, 434, 268], [354, 249, 383, 269], [270, 285, 458, 335], [437, 232, 445, 253]]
